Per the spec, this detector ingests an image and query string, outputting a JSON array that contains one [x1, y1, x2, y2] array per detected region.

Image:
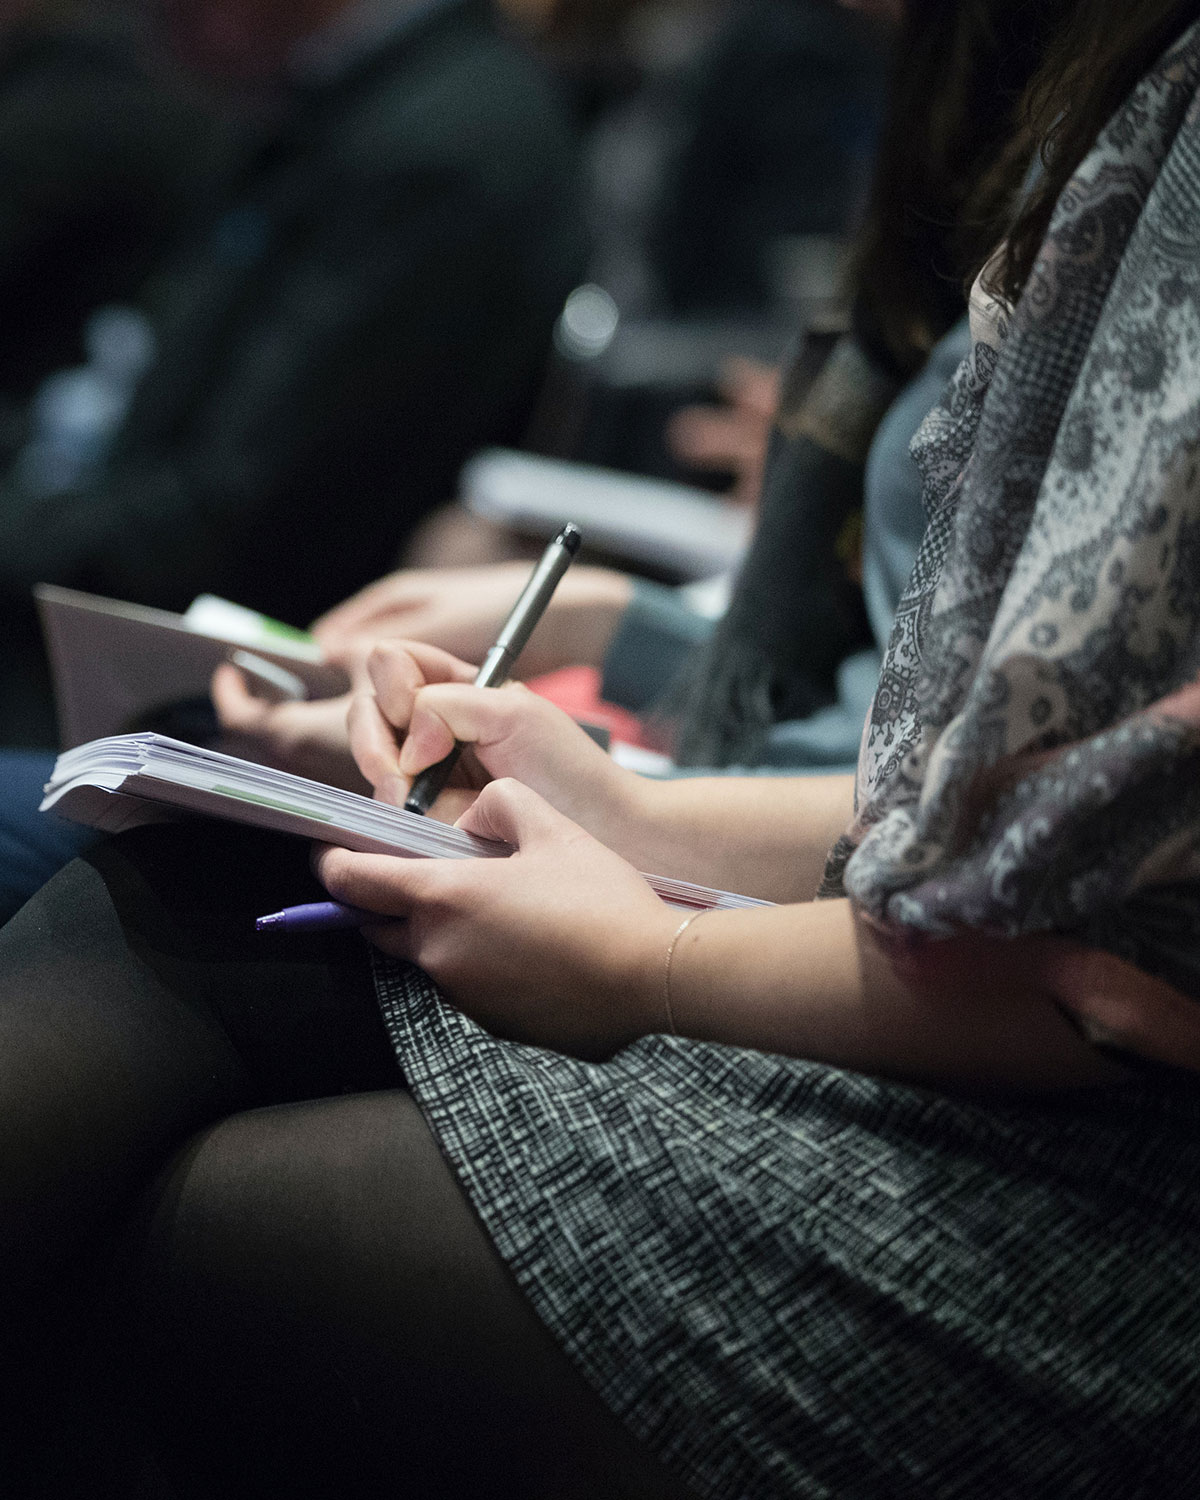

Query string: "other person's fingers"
[[211, 661, 267, 729]]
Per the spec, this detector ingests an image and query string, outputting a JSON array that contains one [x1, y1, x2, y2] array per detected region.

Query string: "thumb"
[[211, 661, 262, 728], [456, 776, 578, 850]]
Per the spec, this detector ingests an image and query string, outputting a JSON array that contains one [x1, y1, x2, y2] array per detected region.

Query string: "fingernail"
[[382, 774, 411, 808]]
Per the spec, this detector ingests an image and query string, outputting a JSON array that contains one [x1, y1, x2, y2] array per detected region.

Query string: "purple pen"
[[255, 901, 377, 933]]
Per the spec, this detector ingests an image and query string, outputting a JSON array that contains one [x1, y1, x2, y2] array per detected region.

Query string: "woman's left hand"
[[314, 777, 680, 1059]]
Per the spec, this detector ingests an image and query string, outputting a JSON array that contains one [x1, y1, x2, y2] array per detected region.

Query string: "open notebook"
[[36, 585, 348, 748], [42, 734, 770, 914]]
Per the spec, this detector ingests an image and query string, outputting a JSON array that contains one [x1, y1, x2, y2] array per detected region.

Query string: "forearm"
[[662, 899, 1118, 1093], [318, 564, 634, 679], [319, 766, 1118, 1090], [611, 773, 855, 903]]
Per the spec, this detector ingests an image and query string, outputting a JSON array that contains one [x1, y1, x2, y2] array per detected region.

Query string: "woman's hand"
[[1034, 940, 1200, 1073], [315, 778, 679, 1059], [346, 638, 648, 850], [311, 562, 632, 678], [211, 663, 368, 792]]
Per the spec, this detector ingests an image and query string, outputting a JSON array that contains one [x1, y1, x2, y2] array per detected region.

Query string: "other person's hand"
[[666, 356, 779, 508], [1036, 940, 1200, 1073], [211, 662, 367, 792], [311, 562, 631, 678]]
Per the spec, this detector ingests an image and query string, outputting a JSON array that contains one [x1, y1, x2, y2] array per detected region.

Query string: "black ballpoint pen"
[[403, 523, 583, 815]]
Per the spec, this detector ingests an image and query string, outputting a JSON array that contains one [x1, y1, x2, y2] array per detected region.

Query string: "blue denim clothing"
[[0, 750, 95, 923]]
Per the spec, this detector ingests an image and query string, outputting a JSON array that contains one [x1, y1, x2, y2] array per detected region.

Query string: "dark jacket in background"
[[0, 0, 585, 705], [0, 2, 233, 422], [651, 0, 886, 314]]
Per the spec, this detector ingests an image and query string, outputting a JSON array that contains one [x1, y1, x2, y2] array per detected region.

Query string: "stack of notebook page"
[[41, 734, 770, 914]]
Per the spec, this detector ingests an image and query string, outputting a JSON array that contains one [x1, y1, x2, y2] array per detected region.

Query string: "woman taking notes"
[[3, 1, 1200, 1494]]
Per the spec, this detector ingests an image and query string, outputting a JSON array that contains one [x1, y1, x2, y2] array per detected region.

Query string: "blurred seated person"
[[403, 0, 890, 566], [0, 0, 587, 745], [0, 0, 235, 427], [532, 0, 888, 318], [647, 0, 887, 318]]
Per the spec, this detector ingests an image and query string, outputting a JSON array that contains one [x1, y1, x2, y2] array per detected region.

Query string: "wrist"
[[606, 900, 685, 1046], [585, 757, 669, 868], [661, 909, 711, 1035]]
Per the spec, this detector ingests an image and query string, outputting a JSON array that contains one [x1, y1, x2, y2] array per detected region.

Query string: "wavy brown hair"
[[988, 0, 1200, 303], [850, 0, 1071, 375]]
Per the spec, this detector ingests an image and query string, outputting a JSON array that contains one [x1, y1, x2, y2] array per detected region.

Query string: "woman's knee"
[[130, 1090, 528, 1389], [0, 850, 249, 1285], [127, 1091, 521, 1494], [129, 1090, 692, 1499]]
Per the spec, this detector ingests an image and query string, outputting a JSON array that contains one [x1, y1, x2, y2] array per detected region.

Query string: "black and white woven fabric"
[[376, 959, 1200, 1499], [372, 27, 1200, 1499]]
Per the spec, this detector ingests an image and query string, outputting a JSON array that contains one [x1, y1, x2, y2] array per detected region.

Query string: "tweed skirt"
[[374, 957, 1200, 1500]]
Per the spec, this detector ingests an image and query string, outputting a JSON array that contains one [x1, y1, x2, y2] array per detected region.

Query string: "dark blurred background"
[[0, 0, 891, 746]]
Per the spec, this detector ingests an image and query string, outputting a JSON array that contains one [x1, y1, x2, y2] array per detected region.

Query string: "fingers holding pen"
[[369, 639, 477, 705], [346, 639, 479, 801], [366, 638, 477, 743], [344, 632, 626, 839], [397, 680, 531, 779], [346, 688, 407, 800]]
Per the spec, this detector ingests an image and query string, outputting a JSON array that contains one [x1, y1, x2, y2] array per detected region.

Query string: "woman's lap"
[[0, 823, 690, 1498], [385, 962, 1200, 1498], [19, 822, 1199, 1498]]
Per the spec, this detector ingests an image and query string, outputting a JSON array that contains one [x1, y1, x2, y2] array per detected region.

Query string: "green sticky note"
[[258, 615, 317, 645], [212, 785, 333, 822]]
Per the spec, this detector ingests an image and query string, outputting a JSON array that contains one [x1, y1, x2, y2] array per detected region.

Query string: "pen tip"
[[256, 912, 282, 930], [556, 522, 582, 556]]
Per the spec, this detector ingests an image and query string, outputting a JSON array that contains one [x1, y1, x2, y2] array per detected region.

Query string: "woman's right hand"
[[347, 638, 645, 847], [312, 562, 632, 677]]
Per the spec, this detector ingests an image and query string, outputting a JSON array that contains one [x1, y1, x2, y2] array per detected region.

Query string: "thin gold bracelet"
[[662, 910, 708, 1036]]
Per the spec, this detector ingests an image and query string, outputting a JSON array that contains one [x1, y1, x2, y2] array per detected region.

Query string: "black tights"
[[0, 825, 691, 1499]]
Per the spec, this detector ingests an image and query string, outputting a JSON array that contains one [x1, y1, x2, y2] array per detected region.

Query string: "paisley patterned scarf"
[[829, 21, 1200, 1003]]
